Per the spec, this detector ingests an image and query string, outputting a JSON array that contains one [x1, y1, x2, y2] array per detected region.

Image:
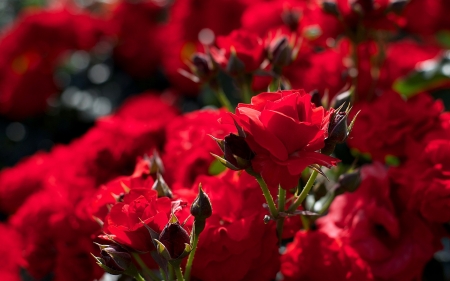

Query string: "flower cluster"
[[1, 0, 450, 281]]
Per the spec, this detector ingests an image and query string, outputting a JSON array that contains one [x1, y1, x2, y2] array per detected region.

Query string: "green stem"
[[168, 263, 175, 281], [173, 264, 185, 281], [214, 87, 234, 112], [300, 215, 310, 231], [276, 187, 286, 242], [241, 77, 253, 103], [159, 268, 168, 281], [132, 253, 160, 281], [255, 175, 278, 219], [133, 273, 146, 281], [184, 234, 199, 281], [288, 170, 319, 213]]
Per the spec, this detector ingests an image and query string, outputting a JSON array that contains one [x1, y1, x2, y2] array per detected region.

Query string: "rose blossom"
[[211, 29, 265, 74], [317, 163, 441, 281], [281, 230, 374, 281], [103, 189, 172, 252], [390, 139, 450, 223], [223, 90, 338, 189], [188, 170, 280, 281]]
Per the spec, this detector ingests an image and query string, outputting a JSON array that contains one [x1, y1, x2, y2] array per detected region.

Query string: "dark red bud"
[[159, 222, 191, 259], [334, 170, 361, 195], [99, 244, 132, 274], [223, 133, 255, 170], [190, 185, 213, 221], [268, 36, 292, 67], [322, 0, 339, 16]]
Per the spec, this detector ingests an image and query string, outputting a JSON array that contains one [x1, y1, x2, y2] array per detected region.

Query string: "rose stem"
[[132, 252, 160, 281], [241, 75, 253, 103], [168, 263, 175, 280], [160, 268, 168, 281], [288, 170, 319, 213], [173, 261, 185, 281], [133, 273, 146, 281], [276, 187, 286, 243], [255, 175, 279, 219], [184, 234, 199, 281], [214, 87, 234, 112]]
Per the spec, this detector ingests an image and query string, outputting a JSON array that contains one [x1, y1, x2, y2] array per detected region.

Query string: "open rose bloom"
[[1, 1, 450, 281], [223, 90, 339, 189]]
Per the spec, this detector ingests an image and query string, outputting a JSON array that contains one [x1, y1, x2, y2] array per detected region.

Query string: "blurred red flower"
[[281, 230, 374, 281]]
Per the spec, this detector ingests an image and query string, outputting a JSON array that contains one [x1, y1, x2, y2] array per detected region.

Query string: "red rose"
[[88, 157, 155, 221], [212, 30, 265, 74], [347, 91, 443, 162], [281, 230, 374, 281], [0, 9, 111, 119], [0, 224, 23, 281], [111, 1, 166, 78], [317, 163, 441, 281], [223, 90, 338, 189], [103, 189, 172, 252], [390, 139, 450, 223], [189, 170, 280, 281], [162, 109, 231, 188], [283, 48, 347, 98]]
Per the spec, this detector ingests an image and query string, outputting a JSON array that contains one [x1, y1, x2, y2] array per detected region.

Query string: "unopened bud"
[[225, 47, 246, 75], [282, 8, 301, 31], [310, 89, 323, 107], [192, 53, 215, 80], [223, 133, 254, 170], [335, 170, 361, 195], [268, 36, 292, 67], [389, 0, 409, 14], [93, 244, 132, 275], [190, 184, 213, 221], [155, 215, 192, 261], [322, 0, 339, 16], [152, 173, 173, 198], [148, 150, 165, 175]]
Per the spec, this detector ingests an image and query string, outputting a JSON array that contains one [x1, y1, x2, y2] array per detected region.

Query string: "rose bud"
[[282, 8, 301, 31], [389, 0, 409, 14], [92, 244, 133, 275], [321, 106, 359, 155], [191, 184, 213, 234], [211, 133, 255, 171], [191, 184, 212, 221], [321, 0, 340, 16], [154, 215, 192, 261], [147, 150, 165, 175], [334, 169, 362, 195], [310, 89, 323, 108], [268, 36, 292, 68], [179, 52, 218, 84], [152, 172, 173, 198]]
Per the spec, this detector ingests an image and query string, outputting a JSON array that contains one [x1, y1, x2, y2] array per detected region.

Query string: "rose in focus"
[[223, 90, 338, 189]]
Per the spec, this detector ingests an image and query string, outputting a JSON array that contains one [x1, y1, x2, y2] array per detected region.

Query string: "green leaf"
[[436, 31, 450, 49], [385, 155, 400, 167], [208, 158, 227, 175], [393, 52, 450, 98]]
